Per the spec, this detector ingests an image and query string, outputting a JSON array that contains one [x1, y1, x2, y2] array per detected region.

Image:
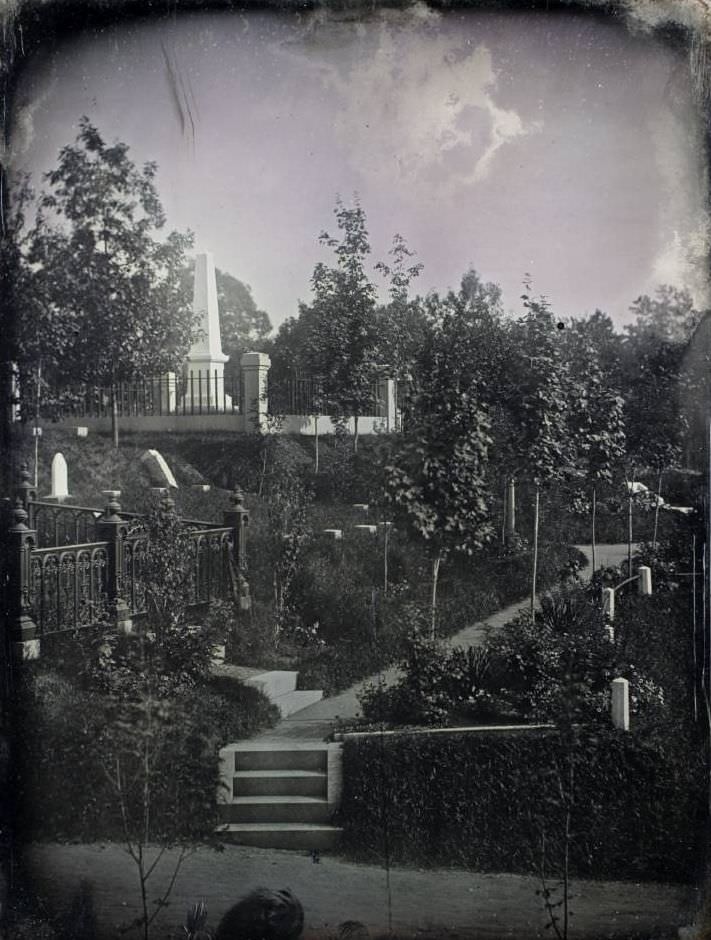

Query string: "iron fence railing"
[[37, 370, 242, 420]]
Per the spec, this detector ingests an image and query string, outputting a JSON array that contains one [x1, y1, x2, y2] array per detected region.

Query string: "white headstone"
[[602, 587, 615, 622], [638, 566, 652, 595], [352, 503, 369, 513], [50, 452, 69, 499], [611, 677, 630, 731], [354, 524, 377, 535], [76, 427, 89, 438], [140, 449, 178, 489], [323, 529, 343, 540]]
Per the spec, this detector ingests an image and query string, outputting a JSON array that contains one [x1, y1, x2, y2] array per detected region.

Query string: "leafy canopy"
[[18, 117, 195, 396]]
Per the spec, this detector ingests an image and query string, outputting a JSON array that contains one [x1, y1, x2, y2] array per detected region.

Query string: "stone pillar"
[[240, 352, 271, 431], [223, 487, 250, 611], [375, 377, 397, 431], [638, 566, 652, 595], [505, 477, 516, 544], [611, 677, 630, 731], [96, 490, 133, 634], [7, 500, 40, 660]]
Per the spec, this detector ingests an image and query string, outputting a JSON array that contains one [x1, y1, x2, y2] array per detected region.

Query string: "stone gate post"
[[240, 352, 271, 432]]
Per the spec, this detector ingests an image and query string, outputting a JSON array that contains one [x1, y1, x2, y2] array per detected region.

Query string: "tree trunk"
[[383, 523, 390, 597], [530, 483, 540, 618], [505, 477, 516, 545], [431, 552, 442, 639], [111, 384, 119, 449], [627, 485, 633, 578], [314, 415, 319, 474], [591, 485, 596, 578], [353, 414, 359, 454], [652, 469, 663, 550]]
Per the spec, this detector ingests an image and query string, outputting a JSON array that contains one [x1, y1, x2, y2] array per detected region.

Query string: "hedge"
[[338, 727, 706, 883]]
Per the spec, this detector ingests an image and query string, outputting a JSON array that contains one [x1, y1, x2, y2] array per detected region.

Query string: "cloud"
[[275, 10, 538, 200]]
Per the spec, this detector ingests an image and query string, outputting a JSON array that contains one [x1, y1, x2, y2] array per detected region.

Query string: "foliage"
[[270, 197, 380, 448], [338, 727, 705, 882], [14, 666, 277, 844], [17, 118, 195, 412]]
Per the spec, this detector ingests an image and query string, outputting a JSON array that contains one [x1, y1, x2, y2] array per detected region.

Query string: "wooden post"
[[611, 677, 630, 731], [96, 490, 132, 634], [7, 500, 40, 660], [223, 487, 250, 611]]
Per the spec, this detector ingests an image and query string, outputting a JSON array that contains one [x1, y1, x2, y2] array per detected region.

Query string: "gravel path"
[[25, 841, 696, 940]]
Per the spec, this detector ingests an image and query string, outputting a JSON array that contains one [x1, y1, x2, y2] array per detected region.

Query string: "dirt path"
[[26, 841, 696, 940], [258, 544, 632, 743]]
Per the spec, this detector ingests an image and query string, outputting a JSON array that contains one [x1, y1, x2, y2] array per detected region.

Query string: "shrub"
[[338, 727, 706, 882], [14, 665, 278, 843]]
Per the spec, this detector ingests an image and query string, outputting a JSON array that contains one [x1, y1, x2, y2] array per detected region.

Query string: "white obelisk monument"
[[185, 251, 230, 411]]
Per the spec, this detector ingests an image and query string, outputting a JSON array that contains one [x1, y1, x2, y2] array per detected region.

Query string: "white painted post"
[[384, 378, 397, 432], [49, 452, 69, 501], [602, 587, 615, 620], [611, 677, 630, 731], [638, 565, 652, 595], [240, 351, 271, 431]]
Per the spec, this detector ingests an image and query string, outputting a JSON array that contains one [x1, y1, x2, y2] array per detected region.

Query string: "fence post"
[[96, 490, 133, 634], [223, 487, 250, 611], [240, 352, 271, 431], [16, 462, 36, 520], [7, 500, 40, 660]]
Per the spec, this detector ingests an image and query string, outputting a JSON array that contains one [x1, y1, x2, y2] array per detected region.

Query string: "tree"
[[503, 286, 576, 613], [386, 292, 494, 637], [374, 233, 426, 393], [19, 117, 195, 445], [288, 196, 380, 452], [86, 498, 224, 939], [621, 295, 690, 555], [627, 285, 701, 345], [562, 316, 626, 574]]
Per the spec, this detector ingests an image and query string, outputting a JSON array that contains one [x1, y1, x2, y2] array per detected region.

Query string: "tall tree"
[[386, 292, 494, 637], [289, 196, 380, 452], [562, 316, 626, 574], [19, 118, 195, 445], [503, 286, 575, 613]]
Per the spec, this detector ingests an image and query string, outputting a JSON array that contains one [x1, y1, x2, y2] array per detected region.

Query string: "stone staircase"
[[240, 670, 323, 718], [217, 742, 343, 850]]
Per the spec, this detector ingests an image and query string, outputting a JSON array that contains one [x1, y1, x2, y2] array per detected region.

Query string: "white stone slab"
[[50, 452, 69, 499], [140, 449, 178, 489]]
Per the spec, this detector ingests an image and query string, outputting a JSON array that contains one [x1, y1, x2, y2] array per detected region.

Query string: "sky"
[[8, 4, 711, 330]]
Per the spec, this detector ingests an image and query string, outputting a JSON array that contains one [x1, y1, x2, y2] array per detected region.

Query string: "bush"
[[338, 727, 706, 882], [14, 665, 278, 842]]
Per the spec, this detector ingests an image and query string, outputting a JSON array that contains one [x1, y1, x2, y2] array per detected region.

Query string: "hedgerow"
[[338, 727, 706, 883]]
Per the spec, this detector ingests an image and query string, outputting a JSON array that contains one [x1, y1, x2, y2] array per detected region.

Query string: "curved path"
[[257, 544, 632, 743]]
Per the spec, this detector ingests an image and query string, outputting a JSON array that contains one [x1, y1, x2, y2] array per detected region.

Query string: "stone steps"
[[241, 671, 324, 718], [218, 822, 342, 851], [218, 742, 342, 851]]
